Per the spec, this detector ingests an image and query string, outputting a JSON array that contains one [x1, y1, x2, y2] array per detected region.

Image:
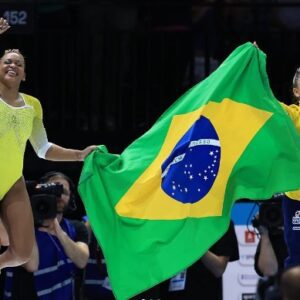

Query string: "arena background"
[[2, 0, 299, 217]]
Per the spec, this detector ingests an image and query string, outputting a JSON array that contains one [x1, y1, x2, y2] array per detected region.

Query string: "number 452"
[[3, 10, 27, 25]]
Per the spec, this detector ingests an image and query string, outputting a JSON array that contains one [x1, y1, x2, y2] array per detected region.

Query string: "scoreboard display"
[[0, 3, 34, 34]]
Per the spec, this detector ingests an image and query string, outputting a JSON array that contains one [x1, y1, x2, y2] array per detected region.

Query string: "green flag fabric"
[[78, 42, 300, 300]]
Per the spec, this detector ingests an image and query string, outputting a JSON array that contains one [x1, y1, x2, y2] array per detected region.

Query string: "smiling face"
[[292, 67, 300, 104], [0, 50, 25, 88]]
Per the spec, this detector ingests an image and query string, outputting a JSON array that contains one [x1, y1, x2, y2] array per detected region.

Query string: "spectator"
[[160, 220, 239, 300]]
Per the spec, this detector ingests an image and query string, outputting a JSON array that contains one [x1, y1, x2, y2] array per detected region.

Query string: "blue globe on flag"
[[161, 116, 221, 204]]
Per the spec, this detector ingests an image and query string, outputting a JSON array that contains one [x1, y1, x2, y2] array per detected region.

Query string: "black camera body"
[[252, 198, 283, 231], [26, 181, 63, 226]]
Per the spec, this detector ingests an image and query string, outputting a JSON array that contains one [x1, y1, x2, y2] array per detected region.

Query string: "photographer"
[[253, 198, 288, 300], [2, 171, 89, 300]]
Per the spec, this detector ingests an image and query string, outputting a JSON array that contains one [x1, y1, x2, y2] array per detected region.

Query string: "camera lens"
[[260, 201, 283, 228], [30, 194, 57, 225]]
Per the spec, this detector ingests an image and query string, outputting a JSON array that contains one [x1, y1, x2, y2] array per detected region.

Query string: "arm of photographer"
[[39, 218, 89, 269], [23, 218, 89, 272], [255, 226, 278, 277]]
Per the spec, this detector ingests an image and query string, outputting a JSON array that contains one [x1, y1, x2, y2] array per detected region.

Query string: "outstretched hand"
[[78, 145, 98, 161], [0, 18, 10, 35]]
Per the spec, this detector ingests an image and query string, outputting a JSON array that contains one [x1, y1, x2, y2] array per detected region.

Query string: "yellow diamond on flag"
[[116, 99, 272, 220]]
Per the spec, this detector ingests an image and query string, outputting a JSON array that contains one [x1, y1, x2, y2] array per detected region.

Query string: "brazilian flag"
[[78, 42, 300, 300]]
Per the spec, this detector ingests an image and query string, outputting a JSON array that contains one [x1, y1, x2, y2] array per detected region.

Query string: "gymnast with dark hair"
[[0, 18, 96, 271]]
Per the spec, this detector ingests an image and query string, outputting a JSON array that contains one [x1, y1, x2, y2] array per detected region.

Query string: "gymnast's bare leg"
[[0, 177, 34, 269]]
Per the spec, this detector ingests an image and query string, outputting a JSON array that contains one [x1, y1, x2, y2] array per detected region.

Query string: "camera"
[[26, 181, 63, 226], [252, 197, 283, 230]]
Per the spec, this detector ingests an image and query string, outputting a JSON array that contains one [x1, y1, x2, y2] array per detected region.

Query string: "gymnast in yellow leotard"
[[0, 19, 97, 269], [254, 43, 300, 200], [279, 67, 300, 202], [280, 67, 300, 133], [0, 93, 49, 200]]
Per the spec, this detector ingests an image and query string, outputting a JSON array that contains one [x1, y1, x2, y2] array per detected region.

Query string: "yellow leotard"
[[280, 102, 300, 200], [0, 93, 52, 200], [280, 102, 300, 132]]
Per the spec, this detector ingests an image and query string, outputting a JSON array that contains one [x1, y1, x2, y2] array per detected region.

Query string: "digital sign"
[[0, 3, 34, 34]]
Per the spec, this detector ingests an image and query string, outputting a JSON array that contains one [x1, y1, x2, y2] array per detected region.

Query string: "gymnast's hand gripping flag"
[[78, 42, 300, 300]]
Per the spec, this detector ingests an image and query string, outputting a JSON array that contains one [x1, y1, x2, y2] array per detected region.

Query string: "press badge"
[[102, 276, 112, 290], [169, 270, 187, 291]]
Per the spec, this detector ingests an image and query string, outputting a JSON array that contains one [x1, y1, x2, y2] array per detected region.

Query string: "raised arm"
[[256, 226, 278, 276], [39, 218, 89, 269], [0, 18, 10, 35]]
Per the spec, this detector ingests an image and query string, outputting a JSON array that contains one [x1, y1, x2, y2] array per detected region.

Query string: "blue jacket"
[[283, 196, 300, 268], [4, 218, 77, 300], [83, 232, 113, 299]]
